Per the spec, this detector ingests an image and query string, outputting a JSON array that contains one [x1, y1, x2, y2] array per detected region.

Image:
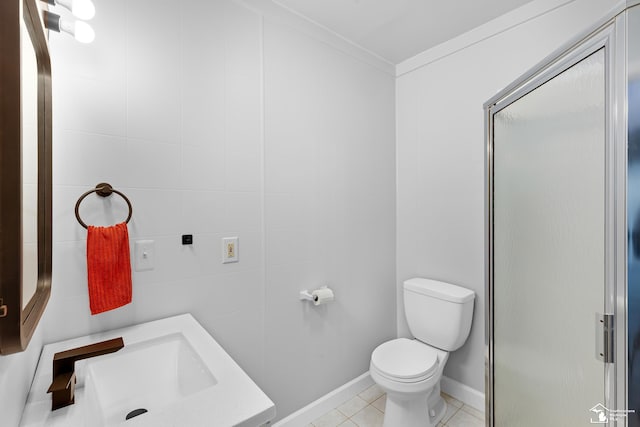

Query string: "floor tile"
[[358, 384, 385, 403], [337, 396, 369, 418], [312, 409, 348, 427], [350, 405, 384, 427], [445, 409, 484, 427], [311, 387, 484, 427], [371, 394, 386, 412], [441, 400, 460, 423], [442, 392, 463, 409], [461, 404, 484, 421]]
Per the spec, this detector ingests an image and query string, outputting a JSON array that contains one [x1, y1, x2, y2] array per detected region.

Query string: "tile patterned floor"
[[308, 385, 485, 427]]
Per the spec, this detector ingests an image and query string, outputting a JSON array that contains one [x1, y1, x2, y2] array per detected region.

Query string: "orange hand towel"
[[86, 222, 132, 315]]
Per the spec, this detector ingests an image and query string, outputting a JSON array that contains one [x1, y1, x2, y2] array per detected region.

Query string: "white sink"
[[84, 333, 217, 425], [20, 314, 275, 427]]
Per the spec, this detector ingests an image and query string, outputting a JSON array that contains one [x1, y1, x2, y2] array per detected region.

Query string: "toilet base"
[[382, 385, 447, 427]]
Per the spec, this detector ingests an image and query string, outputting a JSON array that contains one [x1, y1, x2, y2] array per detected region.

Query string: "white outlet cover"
[[222, 237, 239, 264], [134, 240, 155, 271]]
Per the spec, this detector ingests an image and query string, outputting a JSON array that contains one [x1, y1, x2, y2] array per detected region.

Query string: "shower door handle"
[[596, 313, 614, 363]]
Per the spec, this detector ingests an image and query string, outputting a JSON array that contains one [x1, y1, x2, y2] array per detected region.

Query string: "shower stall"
[[485, 2, 640, 425]]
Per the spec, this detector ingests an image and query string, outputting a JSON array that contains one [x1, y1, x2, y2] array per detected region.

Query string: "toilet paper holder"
[[299, 290, 317, 302], [299, 286, 334, 305]]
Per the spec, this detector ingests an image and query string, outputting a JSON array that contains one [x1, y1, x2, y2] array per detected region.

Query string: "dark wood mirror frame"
[[0, 0, 52, 355]]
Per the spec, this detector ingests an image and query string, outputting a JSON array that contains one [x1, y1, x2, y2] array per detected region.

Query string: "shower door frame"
[[484, 7, 630, 426]]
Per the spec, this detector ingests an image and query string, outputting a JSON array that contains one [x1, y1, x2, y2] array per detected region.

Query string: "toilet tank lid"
[[404, 278, 475, 303]]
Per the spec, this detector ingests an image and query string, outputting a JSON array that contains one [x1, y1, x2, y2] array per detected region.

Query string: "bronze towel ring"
[[75, 183, 133, 229]]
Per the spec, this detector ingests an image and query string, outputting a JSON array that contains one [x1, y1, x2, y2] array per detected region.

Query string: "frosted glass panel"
[[493, 49, 605, 426]]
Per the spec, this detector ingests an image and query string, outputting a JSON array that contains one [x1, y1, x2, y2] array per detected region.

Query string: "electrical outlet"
[[222, 237, 239, 263]]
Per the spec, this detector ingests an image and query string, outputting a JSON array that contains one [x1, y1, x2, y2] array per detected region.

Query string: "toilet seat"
[[371, 338, 439, 383]]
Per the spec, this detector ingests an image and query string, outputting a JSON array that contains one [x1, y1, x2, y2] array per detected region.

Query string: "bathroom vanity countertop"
[[20, 314, 275, 427]]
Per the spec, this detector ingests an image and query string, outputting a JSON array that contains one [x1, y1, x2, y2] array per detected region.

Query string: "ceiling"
[[272, 0, 535, 64]]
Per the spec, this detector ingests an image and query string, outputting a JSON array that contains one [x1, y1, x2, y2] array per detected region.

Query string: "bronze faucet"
[[47, 337, 124, 410]]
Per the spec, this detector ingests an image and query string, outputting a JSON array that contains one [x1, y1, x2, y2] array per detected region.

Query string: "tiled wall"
[[37, 0, 395, 422], [45, 0, 267, 385]]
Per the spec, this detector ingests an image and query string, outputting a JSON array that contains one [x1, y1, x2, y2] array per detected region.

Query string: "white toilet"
[[370, 278, 475, 427]]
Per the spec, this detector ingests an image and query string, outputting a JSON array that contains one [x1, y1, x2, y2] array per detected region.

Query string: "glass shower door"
[[491, 47, 606, 425]]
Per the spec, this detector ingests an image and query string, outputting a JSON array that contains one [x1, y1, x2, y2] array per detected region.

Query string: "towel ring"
[[75, 183, 133, 229]]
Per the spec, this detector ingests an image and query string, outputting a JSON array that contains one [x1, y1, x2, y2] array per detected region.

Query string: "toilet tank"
[[403, 278, 475, 351]]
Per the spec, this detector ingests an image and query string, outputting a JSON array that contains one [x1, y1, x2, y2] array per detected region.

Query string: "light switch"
[[134, 240, 155, 271]]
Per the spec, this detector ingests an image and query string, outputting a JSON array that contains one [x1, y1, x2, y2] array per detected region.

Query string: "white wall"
[[395, 0, 617, 393], [0, 328, 43, 426], [39, 0, 395, 422], [262, 21, 396, 416]]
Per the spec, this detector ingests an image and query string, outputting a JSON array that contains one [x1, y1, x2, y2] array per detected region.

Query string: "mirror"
[[22, 2, 39, 311], [0, 0, 52, 355]]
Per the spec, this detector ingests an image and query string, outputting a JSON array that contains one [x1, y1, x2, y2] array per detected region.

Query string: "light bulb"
[[71, 0, 96, 20], [51, 0, 96, 20], [74, 21, 95, 43], [59, 18, 95, 43]]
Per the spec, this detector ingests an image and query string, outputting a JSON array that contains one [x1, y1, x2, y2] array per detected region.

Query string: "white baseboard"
[[440, 375, 485, 412], [271, 372, 485, 426], [272, 372, 374, 427]]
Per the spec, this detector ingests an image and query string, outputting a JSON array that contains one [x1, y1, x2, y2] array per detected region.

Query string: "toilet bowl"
[[370, 338, 448, 426], [370, 278, 475, 427]]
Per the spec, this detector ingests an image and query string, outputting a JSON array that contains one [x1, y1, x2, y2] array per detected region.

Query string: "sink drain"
[[125, 408, 148, 420]]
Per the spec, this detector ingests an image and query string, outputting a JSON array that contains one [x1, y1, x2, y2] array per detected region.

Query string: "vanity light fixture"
[[44, 0, 95, 20], [44, 11, 95, 44]]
